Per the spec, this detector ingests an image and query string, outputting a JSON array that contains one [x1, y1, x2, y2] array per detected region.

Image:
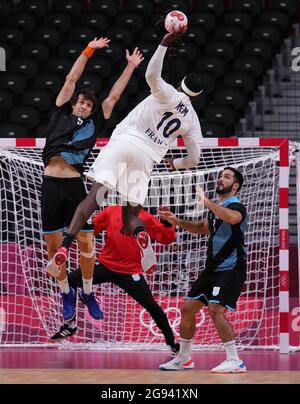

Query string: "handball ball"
[[164, 10, 188, 33]]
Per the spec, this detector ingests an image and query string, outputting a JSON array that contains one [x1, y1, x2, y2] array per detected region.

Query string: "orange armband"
[[81, 46, 95, 59]]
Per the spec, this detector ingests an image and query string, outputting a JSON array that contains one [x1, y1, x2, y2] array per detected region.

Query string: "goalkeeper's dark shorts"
[[41, 176, 93, 234], [187, 266, 246, 311]]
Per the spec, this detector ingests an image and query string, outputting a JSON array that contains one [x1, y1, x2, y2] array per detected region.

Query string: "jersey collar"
[[222, 196, 240, 207]]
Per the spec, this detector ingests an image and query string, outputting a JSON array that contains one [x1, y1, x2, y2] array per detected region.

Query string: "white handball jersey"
[[110, 45, 203, 169]]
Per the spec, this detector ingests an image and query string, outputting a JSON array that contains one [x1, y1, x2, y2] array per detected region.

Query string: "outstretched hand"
[[158, 206, 179, 226], [88, 37, 111, 49], [160, 26, 187, 47], [126, 47, 144, 68]]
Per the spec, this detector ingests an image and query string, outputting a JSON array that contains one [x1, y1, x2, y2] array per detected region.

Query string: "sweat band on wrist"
[[81, 46, 95, 59]]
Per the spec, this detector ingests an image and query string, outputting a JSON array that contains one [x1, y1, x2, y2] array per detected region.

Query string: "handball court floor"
[[0, 349, 300, 384]]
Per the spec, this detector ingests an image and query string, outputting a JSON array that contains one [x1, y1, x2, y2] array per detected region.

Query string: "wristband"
[[82, 46, 95, 59]]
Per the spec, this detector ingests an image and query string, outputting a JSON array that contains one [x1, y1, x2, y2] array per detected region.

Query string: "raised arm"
[[204, 200, 242, 225], [166, 126, 203, 170], [101, 47, 144, 119], [145, 29, 187, 94], [173, 137, 201, 169], [196, 185, 243, 225], [158, 207, 210, 235], [56, 37, 110, 107]]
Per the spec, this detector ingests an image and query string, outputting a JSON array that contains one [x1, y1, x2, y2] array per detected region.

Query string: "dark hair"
[[223, 167, 244, 193], [182, 73, 203, 97], [70, 87, 98, 114]]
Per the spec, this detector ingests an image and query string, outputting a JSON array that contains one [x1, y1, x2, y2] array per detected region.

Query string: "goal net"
[[0, 138, 293, 350]]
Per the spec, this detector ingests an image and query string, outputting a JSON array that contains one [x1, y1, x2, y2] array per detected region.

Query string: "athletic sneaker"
[[54, 246, 69, 266], [211, 359, 246, 374], [46, 246, 68, 277], [61, 287, 76, 321], [80, 291, 103, 320], [159, 356, 195, 371], [45, 257, 61, 278], [50, 324, 77, 341], [136, 231, 157, 273]]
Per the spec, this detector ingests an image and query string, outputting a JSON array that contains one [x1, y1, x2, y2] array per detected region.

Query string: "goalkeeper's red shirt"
[[93, 206, 176, 274]]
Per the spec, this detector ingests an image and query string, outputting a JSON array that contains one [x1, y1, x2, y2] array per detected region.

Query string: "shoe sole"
[[159, 366, 194, 371], [211, 369, 247, 374], [50, 329, 78, 342], [55, 251, 67, 266]]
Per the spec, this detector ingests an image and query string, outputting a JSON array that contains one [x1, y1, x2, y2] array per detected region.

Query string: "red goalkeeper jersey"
[[93, 206, 176, 274]]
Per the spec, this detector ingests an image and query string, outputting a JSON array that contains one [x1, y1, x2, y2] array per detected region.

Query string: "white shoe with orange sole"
[[159, 356, 195, 371]]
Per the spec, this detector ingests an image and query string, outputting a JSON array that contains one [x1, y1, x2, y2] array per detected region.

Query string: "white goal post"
[[0, 137, 296, 353]]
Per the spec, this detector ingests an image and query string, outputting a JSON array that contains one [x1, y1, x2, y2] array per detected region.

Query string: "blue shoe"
[[80, 291, 103, 320], [61, 288, 76, 321]]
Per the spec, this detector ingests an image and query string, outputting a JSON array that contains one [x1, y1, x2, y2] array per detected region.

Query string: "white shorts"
[[87, 139, 155, 205]]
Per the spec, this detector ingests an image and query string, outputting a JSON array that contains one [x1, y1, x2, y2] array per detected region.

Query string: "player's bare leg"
[[51, 182, 106, 266], [208, 303, 246, 373], [46, 183, 105, 320], [76, 232, 95, 282], [180, 300, 204, 340], [76, 231, 103, 320], [159, 300, 203, 370], [44, 232, 76, 321], [122, 204, 157, 273], [44, 232, 64, 278], [208, 303, 235, 342], [45, 233, 71, 291]]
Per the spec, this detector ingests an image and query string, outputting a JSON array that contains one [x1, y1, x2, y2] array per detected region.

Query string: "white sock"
[[58, 277, 70, 294], [82, 277, 93, 295], [179, 338, 192, 360], [224, 340, 240, 361]]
